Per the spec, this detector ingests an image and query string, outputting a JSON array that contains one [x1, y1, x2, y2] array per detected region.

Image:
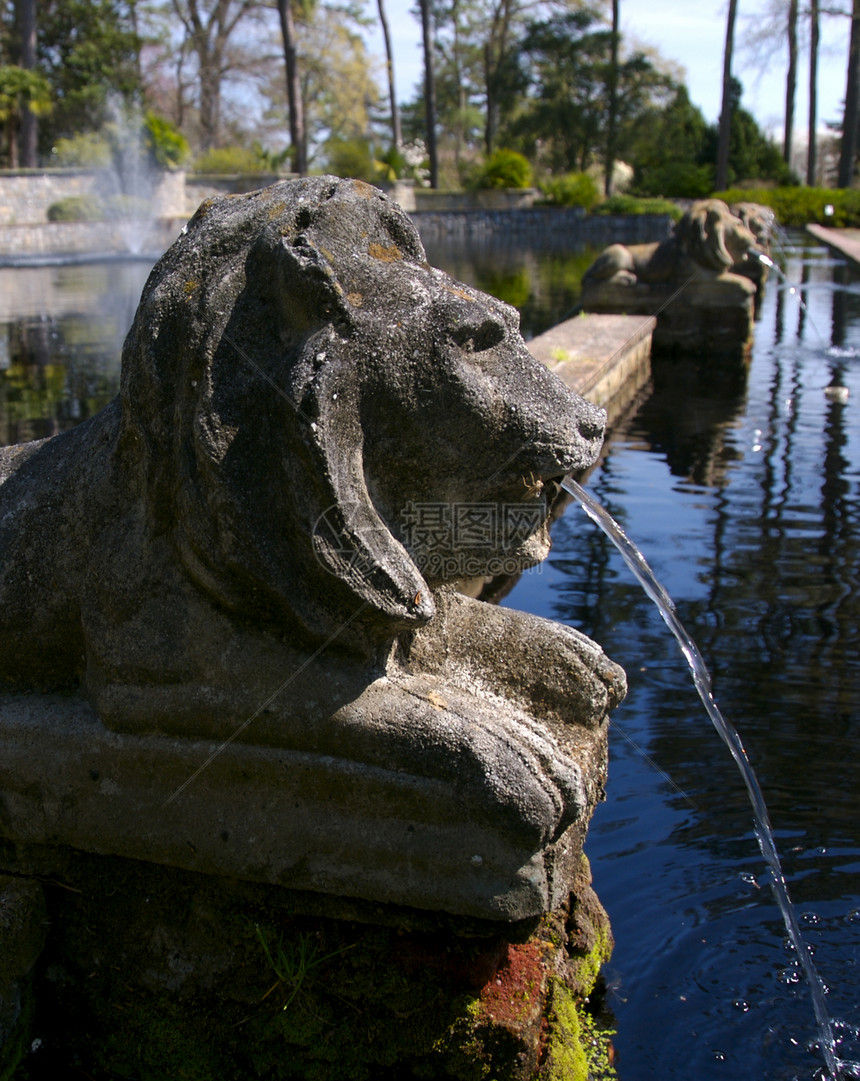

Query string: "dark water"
[[505, 235, 860, 1080], [2, 233, 859, 1079]]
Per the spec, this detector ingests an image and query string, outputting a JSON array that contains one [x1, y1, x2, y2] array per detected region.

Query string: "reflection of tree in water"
[[618, 355, 747, 487], [0, 317, 119, 446], [423, 236, 599, 339]]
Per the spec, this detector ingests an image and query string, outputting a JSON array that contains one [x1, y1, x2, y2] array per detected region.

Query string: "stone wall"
[[0, 169, 186, 225], [0, 218, 187, 261], [0, 169, 674, 260], [411, 207, 674, 246]]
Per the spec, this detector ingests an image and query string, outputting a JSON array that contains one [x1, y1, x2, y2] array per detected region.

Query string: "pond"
[[2, 229, 859, 1080], [509, 233, 860, 1080]]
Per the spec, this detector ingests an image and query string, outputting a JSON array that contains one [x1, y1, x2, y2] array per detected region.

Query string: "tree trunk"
[[377, 0, 401, 151], [277, 0, 307, 174], [18, 0, 37, 168], [807, 0, 819, 185], [715, 0, 738, 191], [784, 0, 798, 164], [604, 0, 620, 196], [419, 0, 438, 188], [198, 63, 221, 150], [839, 0, 860, 187]]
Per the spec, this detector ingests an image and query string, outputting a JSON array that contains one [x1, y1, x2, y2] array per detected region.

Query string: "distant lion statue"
[[0, 178, 624, 914], [583, 199, 758, 291], [581, 199, 762, 353]]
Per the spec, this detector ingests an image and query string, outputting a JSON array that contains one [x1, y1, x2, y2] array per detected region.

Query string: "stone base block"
[[0, 693, 594, 923], [0, 846, 615, 1081]]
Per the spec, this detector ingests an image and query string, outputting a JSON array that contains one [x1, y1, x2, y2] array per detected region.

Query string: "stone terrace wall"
[[0, 169, 186, 225], [411, 207, 674, 247]]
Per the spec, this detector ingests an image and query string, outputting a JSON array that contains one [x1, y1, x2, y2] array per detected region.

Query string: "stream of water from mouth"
[[561, 474, 854, 1081]]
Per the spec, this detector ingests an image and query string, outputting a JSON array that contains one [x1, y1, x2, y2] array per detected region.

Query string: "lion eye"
[[450, 317, 506, 354]]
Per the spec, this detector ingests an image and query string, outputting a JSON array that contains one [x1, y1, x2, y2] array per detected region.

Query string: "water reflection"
[[509, 234, 860, 1078], [0, 261, 151, 444], [422, 236, 598, 339]]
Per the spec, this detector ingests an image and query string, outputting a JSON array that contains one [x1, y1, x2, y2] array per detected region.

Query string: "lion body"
[[0, 178, 626, 918]]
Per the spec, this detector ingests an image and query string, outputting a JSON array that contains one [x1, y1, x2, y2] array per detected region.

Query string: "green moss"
[[569, 921, 613, 1001], [541, 979, 617, 1081]]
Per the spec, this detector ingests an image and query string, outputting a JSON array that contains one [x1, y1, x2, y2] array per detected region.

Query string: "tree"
[[509, 7, 673, 175], [629, 85, 713, 196], [166, 0, 262, 149], [0, 64, 51, 167], [32, 0, 142, 151], [807, 0, 819, 183], [419, 0, 439, 186], [784, 0, 798, 163], [376, 0, 401, 150], [715, 0, 739, 191], [706, 77, 793, 186], [16, 0, 37, 166], [276, 0, 306, 173], [604, 0, 619, 195], [838, 0, 860, 185]]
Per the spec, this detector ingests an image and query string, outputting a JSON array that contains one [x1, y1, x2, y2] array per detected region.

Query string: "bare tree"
[[715, 0, 739, 190], [483, 0, 514, 155], [377, 0, 401, 150], [839, 0, 860, 185], [807, 0, 820, 183], [170, 0, 260, 150], [784, 0, 798, 163], [604, 0, 620, 195], [276, 0, 306, 173], [419, 0, 439, 187]]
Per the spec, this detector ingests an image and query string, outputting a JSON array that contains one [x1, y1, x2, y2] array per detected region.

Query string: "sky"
[[364, 1, 851, 142]]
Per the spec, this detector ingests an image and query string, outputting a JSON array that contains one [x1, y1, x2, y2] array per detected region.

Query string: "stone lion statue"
[[583, 198, 758, 292], [581, 199, 761, 354], [0, 177, 624, 919]]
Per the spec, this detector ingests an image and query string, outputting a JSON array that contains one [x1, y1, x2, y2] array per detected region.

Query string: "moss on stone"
[[540, 979, 617, 1081]]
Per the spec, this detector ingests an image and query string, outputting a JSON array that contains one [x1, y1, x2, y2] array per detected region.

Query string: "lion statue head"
[[583, 198, 759, 289], [114, 176, 606, 652], [674, 199, 758, 273]]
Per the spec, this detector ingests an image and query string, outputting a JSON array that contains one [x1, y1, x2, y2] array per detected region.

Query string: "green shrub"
[[51, 133, 113, 168], [144, 112, 189, 169], [323, 136, 375, 182], [474, 148, 533, 190], [714, 186, 860, 227], [540, 172, 600, 210], [595, 194, 682, 220], [192, 146, 264, 175], [634, 162, 714, 199], [46, 194, 105, 221]]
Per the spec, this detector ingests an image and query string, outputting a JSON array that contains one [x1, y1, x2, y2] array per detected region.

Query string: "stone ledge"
[[529, 313, 655, 419], [0, 693, 596, 923]]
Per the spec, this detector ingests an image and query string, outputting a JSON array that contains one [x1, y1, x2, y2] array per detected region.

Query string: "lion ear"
[[309, 365, 435, 631], [312, 489, 436, 629], [261, 232, 435, 630], [706, 206, 735, 270]]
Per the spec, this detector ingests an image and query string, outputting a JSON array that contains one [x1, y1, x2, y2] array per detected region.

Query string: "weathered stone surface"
[[0, 177, 625, 921], [0, 847, 615, 1081], [581, 198, 761, 356], [0, 875, 45, 1077]]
